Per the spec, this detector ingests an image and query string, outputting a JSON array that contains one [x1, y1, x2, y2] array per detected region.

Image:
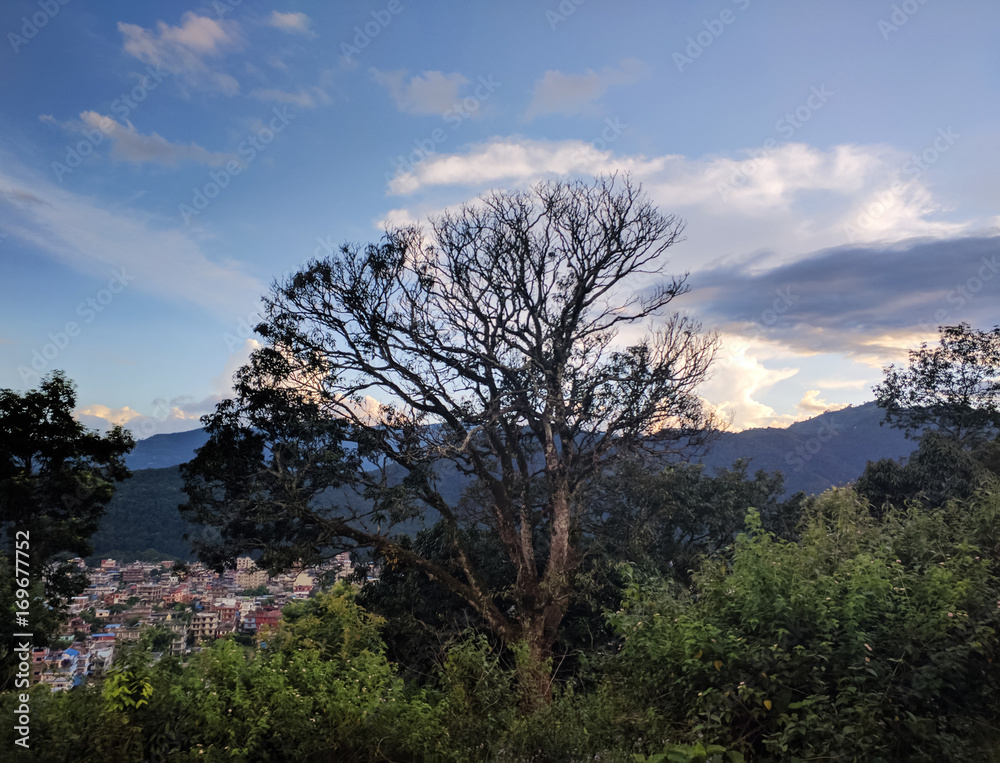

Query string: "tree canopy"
[[182, 175, 720, 699], [0, 371, 133, 678], [873, 322, 1000, 444]]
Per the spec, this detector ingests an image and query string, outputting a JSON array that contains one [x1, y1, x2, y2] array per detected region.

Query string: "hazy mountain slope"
[[126, 428, 210, 470], [698, 402, 916, 495], [95, 403, 919, 560]]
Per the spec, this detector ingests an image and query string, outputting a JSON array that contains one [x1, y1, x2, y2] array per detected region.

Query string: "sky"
[[1, 0, 999, 438]]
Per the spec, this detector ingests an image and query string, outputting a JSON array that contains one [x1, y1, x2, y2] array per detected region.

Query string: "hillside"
[[90, 465, 202, 563], [94, 402, 918, 561], [698, 402, 915, 495], [125, 427, 210, 470]]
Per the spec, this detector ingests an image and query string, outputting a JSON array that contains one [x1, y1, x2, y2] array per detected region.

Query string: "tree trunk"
[[515, 617, 555, 711]]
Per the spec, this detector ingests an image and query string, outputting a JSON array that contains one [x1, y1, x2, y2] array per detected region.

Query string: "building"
[[236, 566, 269, 589], [243, 608, 281, 634], [122, 564, 146, 584], [190, 611, 220, 645]]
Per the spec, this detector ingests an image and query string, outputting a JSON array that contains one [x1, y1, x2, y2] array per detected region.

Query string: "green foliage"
[[8, 465, 1000, 759], [90, 466, 202, 562], [2, 587, 454, 761], [238, 583, 269, 597], [589, 459, 801, 580], [636, 742, 745, 763], [858, 430, 1000, 513], [610, 489, 1000, 760], [874, 322, 1000, 444], [0, 371, 133, 684], [140, 625, 179, 653]]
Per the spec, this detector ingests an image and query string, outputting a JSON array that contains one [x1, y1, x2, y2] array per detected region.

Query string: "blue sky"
[[1, 0, 999, 437]]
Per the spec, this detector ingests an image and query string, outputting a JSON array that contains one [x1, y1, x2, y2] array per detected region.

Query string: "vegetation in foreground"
[[5, 484, 1000, 761]]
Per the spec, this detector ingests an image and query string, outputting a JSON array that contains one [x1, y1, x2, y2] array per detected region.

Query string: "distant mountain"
[[126, 427, 209, 470], [698, 401, 915, 496], [91, 466, 201, 563], [95, 402, 919, 561]]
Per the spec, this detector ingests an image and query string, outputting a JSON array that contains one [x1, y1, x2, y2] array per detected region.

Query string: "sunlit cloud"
[[118, 12, 242, 95], [73, 112, 234, 167], [267, 11, 315, 37]]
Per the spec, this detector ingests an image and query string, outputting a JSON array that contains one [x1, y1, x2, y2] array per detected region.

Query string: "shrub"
[[610, 489, 1000, 760]]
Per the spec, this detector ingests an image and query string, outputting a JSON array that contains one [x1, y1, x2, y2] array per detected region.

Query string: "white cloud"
[[371, 69, 469, 115], [796, 389, 850, 418], [386, 138, 635, 195], [118, 12, 242, 95], [76, 112, 234, 167], [697, 335, 800, 430], [214, 338, 259, 394], [249, 87, 330, 108], [76, 404, 146, 426], [76, 399, 214, 437], [0, 161, 263, 318], [75, 339, 261, 437], [525, 58, 650, 120], [267, 11, 315, 36], [384, 137, 976, 276]]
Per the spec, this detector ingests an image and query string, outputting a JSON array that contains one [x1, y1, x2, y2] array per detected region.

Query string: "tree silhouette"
[[182, 175, 720, 702]]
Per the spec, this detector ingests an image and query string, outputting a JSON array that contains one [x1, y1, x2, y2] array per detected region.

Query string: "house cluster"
[[32, 552, 352, 691]]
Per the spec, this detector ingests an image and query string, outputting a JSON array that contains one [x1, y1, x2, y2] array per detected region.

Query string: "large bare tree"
[[182, 175, 720, 700]]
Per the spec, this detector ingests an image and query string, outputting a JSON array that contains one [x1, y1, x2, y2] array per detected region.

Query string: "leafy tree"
[[139, 625, 177, 653], [182, 175, 720, 701], [610, 489, 1000, 760], [0, 371, 133, 683], [584, 458, 803, 582], [874, 322, 1000, 444], [360, 460, 804, 683], [857, 430, 1000, 513], [863, 324, 1000, 513]]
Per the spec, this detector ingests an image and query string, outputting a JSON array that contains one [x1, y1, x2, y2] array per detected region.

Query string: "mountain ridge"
[[100, 401, 916, 561]]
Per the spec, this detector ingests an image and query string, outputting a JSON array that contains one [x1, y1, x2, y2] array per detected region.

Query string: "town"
[[29, 553, 354, 692]]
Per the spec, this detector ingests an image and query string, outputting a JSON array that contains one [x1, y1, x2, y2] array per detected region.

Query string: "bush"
[[1, 587, 454, 761], [610, 489, 1000, 760]]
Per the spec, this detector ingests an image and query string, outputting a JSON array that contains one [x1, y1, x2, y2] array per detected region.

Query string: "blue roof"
[[64, 648, 79, 657]]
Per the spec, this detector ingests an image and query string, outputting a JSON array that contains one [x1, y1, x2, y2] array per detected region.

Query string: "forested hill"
[[125, 427, 210, 470], [697, 401, 914, 496], [94, 402, 917, 561]]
